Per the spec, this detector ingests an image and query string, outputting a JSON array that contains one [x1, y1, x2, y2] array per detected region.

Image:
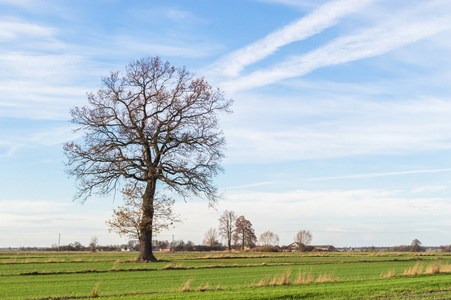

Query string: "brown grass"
[[180, 279, 192, 292], [440, 264, 451, 273], [2, 258, 17, 264], [380, 269, 396, 278], [90, 283, 100, 298], [163, 263, 183, 270], [277, 270, 291, 285], [196, 282, 209, 292], [316, 273, 339, 283], [256, 276, 271, 287], [425, 263, 441, 274], [293, 270, 314, 284], [46, 258, 65, 263], [402, 263, 423, 276]]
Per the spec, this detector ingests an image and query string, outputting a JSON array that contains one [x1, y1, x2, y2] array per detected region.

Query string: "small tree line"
[[203, 210, 313, 252]]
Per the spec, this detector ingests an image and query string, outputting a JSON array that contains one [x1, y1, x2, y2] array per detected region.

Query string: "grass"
[[0, 251, 450, 299]]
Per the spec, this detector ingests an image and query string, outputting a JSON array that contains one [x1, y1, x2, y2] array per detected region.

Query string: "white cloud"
[[223, 95, 451, 162], [31, 126, 84, 146], [0, 141, 22, 157], [112, 35, 220, 59], [309, 169, 451, 181], [254, 0, 324, 9], [222, 15, 451, 92], [167, 187, 451, 246], [0, 19, 56, 41], [209, 0, 377, 77]]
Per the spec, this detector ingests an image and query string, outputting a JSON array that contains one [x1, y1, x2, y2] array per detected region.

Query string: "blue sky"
[[2, 0, 451, 248]]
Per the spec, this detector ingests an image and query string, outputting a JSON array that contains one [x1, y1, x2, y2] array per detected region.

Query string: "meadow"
[[1, 251, 450, 299]]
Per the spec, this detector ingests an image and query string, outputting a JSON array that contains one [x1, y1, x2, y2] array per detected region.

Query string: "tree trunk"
[[241, 229, 245, 251], [139, 180, 157, 262]]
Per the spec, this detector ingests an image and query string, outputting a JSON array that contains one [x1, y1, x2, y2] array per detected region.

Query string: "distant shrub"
[[252, 245, 279, 252]]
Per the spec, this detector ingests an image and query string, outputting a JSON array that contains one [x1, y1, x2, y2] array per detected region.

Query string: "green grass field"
[[1, 251, 450, 299]]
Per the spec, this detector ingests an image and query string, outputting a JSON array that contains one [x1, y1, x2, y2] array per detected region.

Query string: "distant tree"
[[218, 210, 237, 251], [127, 240, 139, 251], [73, 241, 84, 251], [152, 240, 169, 251], [203, 227, 219, 247], [106, 182, 180, 240], [184, 240, 195, 251], [89, 236, 98, 252], [233, 216, 257, 251], [410, 239, 423, 252], [173, 240, 186, 251], [259, 231, 279, 246], [64, 56, 232, 262], [295, 229, 312, 252]]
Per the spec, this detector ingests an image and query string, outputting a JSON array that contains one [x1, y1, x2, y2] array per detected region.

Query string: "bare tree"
[[218, 210, 236, 251], [64, 56, 232, 261], [203, 227, 219, 247], [295, 229, 312, 252], [89, 236, 98, 252], [233, 216, 257, 251], [411, 239, 423, 252], [106, 182, 180, 240], [259, 231, 279, 246]]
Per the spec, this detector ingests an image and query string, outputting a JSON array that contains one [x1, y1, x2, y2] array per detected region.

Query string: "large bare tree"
[[233, 216, 257, 251], [295, 229, 313, 252], [259, 231, 279, 246], [203, 227, 219, 247], [218, 210, 236, 251], [64, 56, 232, 261]]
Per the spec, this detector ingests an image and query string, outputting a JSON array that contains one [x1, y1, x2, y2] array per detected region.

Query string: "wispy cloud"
[[222, 15, 451, 92], [170, 187, 451, 245], [0, 141, 22, 157], [0, 19, 56, 40], [209, 0, 377, 77], [308, 168, 451, 181], [224, 96, 451, 163], [254, 0, 324, 9], [227, 181, 275, 190]]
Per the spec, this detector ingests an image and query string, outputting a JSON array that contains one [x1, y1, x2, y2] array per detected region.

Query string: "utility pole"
[[58, 233, 61, 252]]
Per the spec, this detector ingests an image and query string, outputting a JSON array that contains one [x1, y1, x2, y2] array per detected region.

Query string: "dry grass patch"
[[275, 269, 292, 286], [425, 263, 441, 274], [294, 270, 314, 284], [403, 263, 423, 276], [163, 262, 183, 270], [46, 258, 65, 263], [180, 279, 192, 292], [2, 258, 17, 264], [380, 269, 396, 278], [196, 282, 209, 292], [90, 283, 100, 298], [256, 276, 271, 287], [440, 264, 451, 273], [316, 273, 339, 283]]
